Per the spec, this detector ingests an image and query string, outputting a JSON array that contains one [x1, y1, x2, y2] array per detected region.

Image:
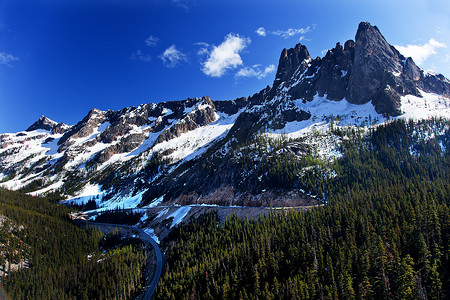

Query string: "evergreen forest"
[[0, 190, 147, 299], [156, 119, 450, 300]]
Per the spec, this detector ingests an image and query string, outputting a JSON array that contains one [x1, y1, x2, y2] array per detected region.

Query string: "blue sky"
[[1, 0, 449, 133]]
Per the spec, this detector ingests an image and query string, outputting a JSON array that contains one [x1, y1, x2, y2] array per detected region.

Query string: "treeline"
[[0, 189, 147, 299], [95, 208, 143, 225], [156, 119, 449, 299]]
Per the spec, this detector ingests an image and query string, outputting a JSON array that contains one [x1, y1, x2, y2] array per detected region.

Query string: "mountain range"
[[1, 22, 449, 213]]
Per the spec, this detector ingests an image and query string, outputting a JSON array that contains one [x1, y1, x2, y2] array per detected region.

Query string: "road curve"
[[85, 222, 163, 300]]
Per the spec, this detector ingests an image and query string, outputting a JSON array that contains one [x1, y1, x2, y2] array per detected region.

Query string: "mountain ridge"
[[1, 22, 449, 212]]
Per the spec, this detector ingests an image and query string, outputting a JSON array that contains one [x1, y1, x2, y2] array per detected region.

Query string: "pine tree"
[[395, 254, 417, 300]]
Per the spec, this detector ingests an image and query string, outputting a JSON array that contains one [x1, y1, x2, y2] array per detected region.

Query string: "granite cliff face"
[[1, 22, 449, 209], [267, 22, 450, 117]]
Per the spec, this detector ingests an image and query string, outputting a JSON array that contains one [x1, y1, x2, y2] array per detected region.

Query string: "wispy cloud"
[[235, 64, 275, 79], [159, 45, 188, 68], [172, 0, 192, 12], [195, 42, 210, 55], [130, 50, 151, 62], [255, 26, 312, 40], [0, 51, 19, 66], [395, 39, 447, 65], [145, 35, 159, 47], [202, 33, 250, 78], [131, 36, 158, 62], [255, 27, 266, 37]]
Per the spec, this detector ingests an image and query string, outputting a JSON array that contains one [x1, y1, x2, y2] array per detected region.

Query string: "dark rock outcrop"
[[155, 96, 218, 144], [26, 116, 57, 132], [273, 44, 311, 90], [26, 116, 69, 134], [347, 22, 404, 104], [267, 22, 450, 116], [58, 108, 106, 151], [89, 133, 146, 165], [213, 97, 248, 115]]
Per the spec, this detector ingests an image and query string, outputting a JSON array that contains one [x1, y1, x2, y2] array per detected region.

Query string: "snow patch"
[[184, 105, 195, 115], [97, 121, 110, 132], [292, 94, 384, 127], [145, 195, 164, 208], [151, 111, 241, 163], [41, 134, 63, 155], [100, 189, 147, 211], [156, 208, 169, 219], [143, 227, 160, 244], [62, 183, 105, 205], [399, 90, 450, 120], [162, 108, 173, 115], [28, 180, 65, 196], [166, 206, 191, 228]]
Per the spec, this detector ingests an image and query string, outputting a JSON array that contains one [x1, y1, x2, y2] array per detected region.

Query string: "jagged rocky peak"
[[347, 22, 405, 105], [26, 115, 69, 134], [273, 43, 311, 89], [57, 108, 107, 149], [272, 21, 450, 116], [26, 115, 57, 131]]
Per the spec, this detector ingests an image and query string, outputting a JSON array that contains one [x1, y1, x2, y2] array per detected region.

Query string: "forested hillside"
[[156, 119, 450, 300], [0, 190, 146, 299]]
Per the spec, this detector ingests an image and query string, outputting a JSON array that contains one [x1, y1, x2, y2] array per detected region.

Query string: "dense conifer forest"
[[0, 190, 147, 299], [0, 119, 449, 299], [156, 119, 450, 300]]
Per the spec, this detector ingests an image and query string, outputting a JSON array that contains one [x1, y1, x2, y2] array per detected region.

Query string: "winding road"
[[85, 222, 163, 300]]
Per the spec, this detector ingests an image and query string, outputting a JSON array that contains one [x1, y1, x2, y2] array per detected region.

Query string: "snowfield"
[[265, 91, 449, 161], [150, 111, 240, 163], [400, 90, 450, 120]]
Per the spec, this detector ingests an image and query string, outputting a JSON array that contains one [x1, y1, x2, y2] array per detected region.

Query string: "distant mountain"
[[1, 22, 449, 212]]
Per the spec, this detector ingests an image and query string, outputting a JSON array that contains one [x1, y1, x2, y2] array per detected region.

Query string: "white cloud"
[[159, 45, 188, 68], [202, 33, 250, 77], [255, 26, 312, 40], [195, 42, 210, 55], [145, 35, 159, 47], [395, 39, 447, 65], [0, 52, 19, 66], [235, 64, 275, 79], [256, 27, 266, 37], [195, 42, 210, 47], [172, 0, 191, 12], [131, 50, 151, 62], [272, 27, 310, 39]]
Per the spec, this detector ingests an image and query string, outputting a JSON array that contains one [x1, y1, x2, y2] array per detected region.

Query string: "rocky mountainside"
[[1, 22, 449, 212], [261, 22, 449, 116]]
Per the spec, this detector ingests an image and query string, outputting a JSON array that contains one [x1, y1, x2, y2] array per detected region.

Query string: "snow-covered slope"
[[0, 96, 246, 200]]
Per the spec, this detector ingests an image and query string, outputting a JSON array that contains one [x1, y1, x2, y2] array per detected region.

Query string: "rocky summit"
[[1, 22, 449, 212], [268, 22, 450, 116]]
